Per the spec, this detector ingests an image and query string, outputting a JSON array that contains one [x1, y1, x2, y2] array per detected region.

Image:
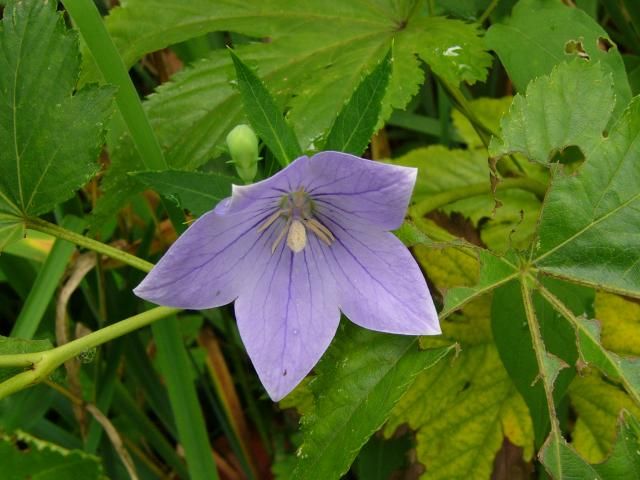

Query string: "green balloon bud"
[[226, 124, 260, 184]]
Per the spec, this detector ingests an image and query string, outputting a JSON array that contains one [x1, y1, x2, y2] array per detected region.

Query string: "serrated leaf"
[[93, 1, 491, 220], [229, 49, 303, 166], [486, 0, 631, 119], [0, 336, 52, 384], [290, 324, 453, 480], [570, 374, 640, 464], [0, 431, 102, 480], [385, 297, 533, 480], [489, 61, 614, 164], [534, 96, 640, 298], [324, 48, 392, 155], [0, 0, 114, 224], [130, 169, 236, 216]]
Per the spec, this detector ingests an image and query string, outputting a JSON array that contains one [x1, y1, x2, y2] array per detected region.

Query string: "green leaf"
[[534, 96, 640, 298], [594, 410, 640, 478], [485, 0, 631, 119], [0, 336, 53, 383], [441, 249, 518, 318], [492, 279, 589, 445], [93, 1, 491, 220], [131, 170, 236, 216], [324, 48, 392, 155], [0, 0, 114, 221], [489, 61, 615, 164], [540, 434, 601, 479], [0, 431, 102, 480], [290, 324, 454, 480], [229, 49, 303, 166]]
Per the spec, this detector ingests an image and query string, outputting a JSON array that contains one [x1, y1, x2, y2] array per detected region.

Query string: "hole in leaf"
[[15, 440, 30, 452], [564, 39, 590, 60], [597, 36, 614, 52], [552, 145, 585, 165]]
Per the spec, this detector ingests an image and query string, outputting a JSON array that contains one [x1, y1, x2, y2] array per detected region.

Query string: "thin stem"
[[27, 217, 153, 273], [478, 0, 499, 24], [0, 307, 178, 400], [440, 80, 525, 174], [413, 177, 548, 217], [520, 279, 561, 432]]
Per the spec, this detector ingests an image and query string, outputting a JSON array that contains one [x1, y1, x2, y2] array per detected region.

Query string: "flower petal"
[[315, 212, 440, 335], [225, 155, 311, 214], [234, 236, 340, 401], [134, 205, 277, 309], [307, 151, 417, 230]]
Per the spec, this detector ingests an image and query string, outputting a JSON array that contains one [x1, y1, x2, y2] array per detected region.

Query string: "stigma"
[[257, 189, 335, 253]]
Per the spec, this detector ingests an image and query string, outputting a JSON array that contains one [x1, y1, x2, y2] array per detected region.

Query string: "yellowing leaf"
[[570, 374, 640, 463], [595, 292, 640, 357], [386, 247, 533, 479], [386, 309, 533, 479]]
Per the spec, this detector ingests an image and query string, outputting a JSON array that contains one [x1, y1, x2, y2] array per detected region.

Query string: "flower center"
[[257, 188, 335, 253]]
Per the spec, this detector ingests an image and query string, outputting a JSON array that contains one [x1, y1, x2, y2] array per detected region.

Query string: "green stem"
[[62, 0, 167, 171], [413, 177, 548, 217], [478, 0, 499, 24], [0, 307, 178, 400], [27, 217, 153, 273], [440, 80, 525, 174]]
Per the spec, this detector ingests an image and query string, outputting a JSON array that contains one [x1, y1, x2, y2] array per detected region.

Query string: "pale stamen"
[[257, 190, 335, 254], [286, 220, 307, 253], [305, 218, 335, 246], [258, 209, 285, 233], [271, 217, 291, 253]]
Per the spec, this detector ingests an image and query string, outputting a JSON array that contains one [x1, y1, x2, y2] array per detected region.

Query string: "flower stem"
[[413, 177, 548, 217], [26, 217, 153, 273], [0, 307, 179, 400]]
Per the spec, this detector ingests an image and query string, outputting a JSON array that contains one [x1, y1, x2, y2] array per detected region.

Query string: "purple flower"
[[134, 152, 440, 400]]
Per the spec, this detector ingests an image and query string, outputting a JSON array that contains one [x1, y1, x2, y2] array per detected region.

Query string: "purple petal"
[[315, 211, 440, 335], [134, 204, 276, 309], [224, 156, 311, 214], [307, 151, 417, 230], [234, 236, 340, 401]]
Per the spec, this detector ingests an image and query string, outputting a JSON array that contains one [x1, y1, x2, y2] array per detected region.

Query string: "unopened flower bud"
[[226, 124, 260, 184]]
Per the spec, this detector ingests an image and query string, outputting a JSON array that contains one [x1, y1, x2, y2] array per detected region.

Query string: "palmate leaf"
[[0, 431, 102, 480], [385, 247, 534, 480], [91, 0, 491, 221], [0, 0, 114, 247], [434, 61, 640, 475], [290, 324, 454, 480], [485, 0, 631, 119]]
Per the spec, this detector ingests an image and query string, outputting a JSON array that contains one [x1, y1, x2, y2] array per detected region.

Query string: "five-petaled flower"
[[134, 152, 440, 400]]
